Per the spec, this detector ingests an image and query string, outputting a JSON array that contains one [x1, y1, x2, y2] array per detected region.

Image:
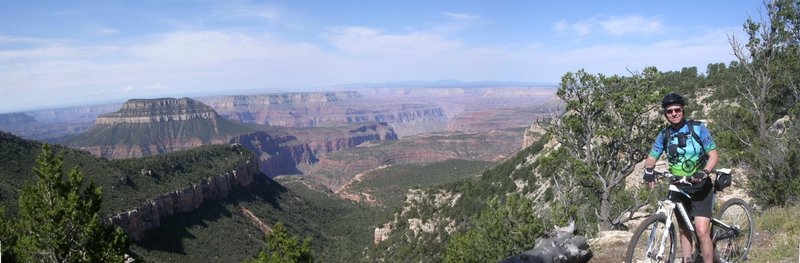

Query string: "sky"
[[0, 0, 765, 113]]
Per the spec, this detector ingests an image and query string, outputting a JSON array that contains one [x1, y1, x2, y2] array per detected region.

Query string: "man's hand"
[[691, 170, 708, 184]]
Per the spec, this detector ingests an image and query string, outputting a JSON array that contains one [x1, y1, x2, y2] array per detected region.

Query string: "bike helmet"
[[661, 92, 686, 108]]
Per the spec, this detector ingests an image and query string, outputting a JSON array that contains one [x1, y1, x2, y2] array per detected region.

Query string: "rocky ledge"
[[109, 156, 259, 241]]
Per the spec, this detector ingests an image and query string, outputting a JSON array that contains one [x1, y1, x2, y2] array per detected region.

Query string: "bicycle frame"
[[648, 183, 693, 261], [647, 173, 742, 262]]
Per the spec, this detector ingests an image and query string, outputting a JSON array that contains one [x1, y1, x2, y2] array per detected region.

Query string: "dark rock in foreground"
[[501, 222, 592, 263]]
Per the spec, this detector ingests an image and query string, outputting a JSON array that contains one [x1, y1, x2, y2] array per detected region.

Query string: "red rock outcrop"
[[109, 157, 259, 241]]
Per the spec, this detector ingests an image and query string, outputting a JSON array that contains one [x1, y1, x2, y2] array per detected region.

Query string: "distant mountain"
[[65, 97, 254, 159], [0, 112, 36, 127]]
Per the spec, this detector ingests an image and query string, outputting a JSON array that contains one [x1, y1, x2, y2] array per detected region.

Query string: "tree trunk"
[[599, 191, 612, 230]]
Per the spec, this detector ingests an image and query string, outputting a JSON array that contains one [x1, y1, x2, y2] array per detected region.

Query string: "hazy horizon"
[[1, 1, 762, 113]]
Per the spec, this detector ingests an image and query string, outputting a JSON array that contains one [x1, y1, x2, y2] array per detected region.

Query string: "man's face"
[[664, 104, 683, 125]]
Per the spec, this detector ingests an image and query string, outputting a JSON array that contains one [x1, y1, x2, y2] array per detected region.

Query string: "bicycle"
[[624, 168, 754, 263]]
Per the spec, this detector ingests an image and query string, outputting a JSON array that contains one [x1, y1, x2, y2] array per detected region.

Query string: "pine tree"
[[249, 222, 314, 263], [13, 144, 128, 262]]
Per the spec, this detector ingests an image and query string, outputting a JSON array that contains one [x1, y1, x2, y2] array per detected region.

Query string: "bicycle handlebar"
[[652, 168, 733, 189]]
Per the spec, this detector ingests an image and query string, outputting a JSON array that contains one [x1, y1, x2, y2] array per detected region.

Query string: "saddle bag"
[[715, 170, 732, 191]]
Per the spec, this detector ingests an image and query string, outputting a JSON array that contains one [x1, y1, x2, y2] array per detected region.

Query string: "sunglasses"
[[665, 108, 683, 114]]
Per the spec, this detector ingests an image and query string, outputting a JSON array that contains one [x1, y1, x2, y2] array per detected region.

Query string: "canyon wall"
[[109, 156, 259, 241], [199, 92, 448, 136]]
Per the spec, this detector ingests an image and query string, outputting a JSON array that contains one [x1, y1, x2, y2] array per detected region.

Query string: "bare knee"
[[694, 217, 712, 241]]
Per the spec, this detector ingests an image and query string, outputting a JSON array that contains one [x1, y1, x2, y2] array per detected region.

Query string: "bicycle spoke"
[[714, 199, 754, 262], [626, 214, 676, 263]]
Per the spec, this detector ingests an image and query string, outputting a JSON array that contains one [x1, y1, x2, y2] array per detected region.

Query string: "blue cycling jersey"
[[648, 120, 717, 176]]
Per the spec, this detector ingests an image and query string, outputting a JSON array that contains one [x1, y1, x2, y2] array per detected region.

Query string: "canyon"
[[232, 122, 399, 177], [0, 85, 562, 261]]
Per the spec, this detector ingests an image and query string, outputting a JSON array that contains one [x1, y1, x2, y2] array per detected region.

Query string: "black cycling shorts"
[[670, 177, 713, 219]]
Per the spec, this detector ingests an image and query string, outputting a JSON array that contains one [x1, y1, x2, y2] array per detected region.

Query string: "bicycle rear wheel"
[[712, 198, 754, 262], [625, 213, 677, 263]]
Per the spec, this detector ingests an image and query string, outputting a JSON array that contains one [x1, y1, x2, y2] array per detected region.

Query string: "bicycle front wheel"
[[713, 198, 754, 262], [625, 213, 677, 263]]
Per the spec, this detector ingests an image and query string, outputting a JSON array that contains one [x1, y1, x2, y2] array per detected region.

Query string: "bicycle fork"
[[648, 200, 680, 261]]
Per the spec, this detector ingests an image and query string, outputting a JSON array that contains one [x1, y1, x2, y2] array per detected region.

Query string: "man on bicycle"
[[643, 92, 719, 263]]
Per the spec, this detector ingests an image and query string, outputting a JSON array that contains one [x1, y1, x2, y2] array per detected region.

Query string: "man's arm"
[[703, 149, 718, 174]]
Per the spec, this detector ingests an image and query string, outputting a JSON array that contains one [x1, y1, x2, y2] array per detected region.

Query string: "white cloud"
[[325, 26, 463, 56], [553, 20, 568, 32], [92, 83, 167, 96], [601, 15, 663, 35], [555, 15, 663, 37], [572, 21, 593, 37], [443, 12, 479, 21]]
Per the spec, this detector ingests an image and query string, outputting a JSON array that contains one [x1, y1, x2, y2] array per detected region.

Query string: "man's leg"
[[694, 216, 713, 263], [679, 222, 694, 262]]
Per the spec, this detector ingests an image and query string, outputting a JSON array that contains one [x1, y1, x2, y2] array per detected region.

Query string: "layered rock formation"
[[232, 122, 399, 177], [200, 92, 362, 126], [110, 156, 259, 240], [67, 98, 253, 159], [199, 92, 448, 136], [347, 104, 446, 124]]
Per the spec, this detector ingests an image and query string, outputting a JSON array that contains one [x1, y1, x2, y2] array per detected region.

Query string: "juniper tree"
[[13, 144, 128, 262], [541, 68, 664, 230], [723, 0, 800, 207], [249, 222, 314, 263]]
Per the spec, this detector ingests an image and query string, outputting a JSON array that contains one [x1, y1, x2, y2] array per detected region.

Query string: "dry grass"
[[747, 206, 800, 262]]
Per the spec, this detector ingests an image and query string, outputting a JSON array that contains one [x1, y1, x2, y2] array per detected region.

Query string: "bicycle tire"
[[625, 213, 678, 263], [712, 198, 754, 262]]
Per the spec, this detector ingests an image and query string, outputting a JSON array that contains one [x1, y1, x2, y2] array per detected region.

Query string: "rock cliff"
[[232, 122, 399, 177], [109, 156, 259, 241], [67, 98, 253, 159], [522, 122, 546, 148]]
